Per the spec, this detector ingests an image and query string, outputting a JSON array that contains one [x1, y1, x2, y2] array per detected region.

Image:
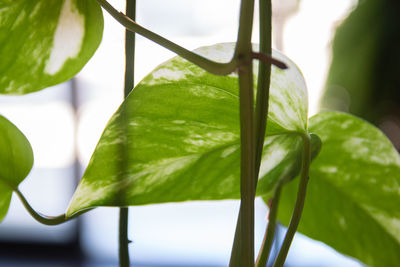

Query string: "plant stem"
[[118, 1, 136, 266], [255, 183, 282, 267], [234, 0, 256, 56], [15, 188, 66, 225], [96, 0, 237, 76], [273, 134, 311, 267], [237, 57, 256, 267], [253, 1, 276, 264], [14, 188, 88, 225], [119, 207, 130, 267], [227, 0, 256, 266], [119, 0, 136, 267], [229, 0, 272, 265], [124, 0, 136, 98], [254, 0, 272, 185], [251, 52, 287, 69]]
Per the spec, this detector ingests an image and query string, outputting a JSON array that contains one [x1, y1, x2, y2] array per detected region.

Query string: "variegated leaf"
[[0, 0, 103, 94], [66, 43, 309, 216], [277, 111, 400, 267]]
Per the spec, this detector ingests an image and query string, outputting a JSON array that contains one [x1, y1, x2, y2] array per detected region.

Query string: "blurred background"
[[2, 0, 391, 265]]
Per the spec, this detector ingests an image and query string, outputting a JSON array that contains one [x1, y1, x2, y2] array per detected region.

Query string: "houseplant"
[[0, 0, 399, 266]]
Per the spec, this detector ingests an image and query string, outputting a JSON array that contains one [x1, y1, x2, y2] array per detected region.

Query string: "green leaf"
[[277, 111, 400, 266], [0, 184, 12, 222], [0, 115, 33, 221], [66, 43, 308, 216], [321, 0, 400, 125], [0, 0, 103, 94]]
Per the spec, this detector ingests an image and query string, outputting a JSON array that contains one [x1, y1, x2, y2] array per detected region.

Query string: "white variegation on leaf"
[[0, 0, 103, 94], [66, 43, 309, 216], [277, 111, 400, 267], [45, 0, 85, 75]]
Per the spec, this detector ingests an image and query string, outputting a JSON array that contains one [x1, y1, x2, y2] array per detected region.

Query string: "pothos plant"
[[0, 0, 399, 266]]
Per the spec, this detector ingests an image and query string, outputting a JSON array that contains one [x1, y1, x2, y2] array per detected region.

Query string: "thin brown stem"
[[251, 52, 288, 69]]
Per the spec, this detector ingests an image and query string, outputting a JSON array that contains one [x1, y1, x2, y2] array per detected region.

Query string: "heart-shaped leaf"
[[0, 0, 103, 94], [67, 43, 309, 217], [0, 115, 33, 221], [277, 111, 400, 266]]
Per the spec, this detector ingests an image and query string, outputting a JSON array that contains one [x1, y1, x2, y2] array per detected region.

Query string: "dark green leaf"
[[0, 0, 103, 94], [66, 43, 308, 216], [321, 0, 400, 126], [0, 115, 33, 221], [277, 111, 400, 266]]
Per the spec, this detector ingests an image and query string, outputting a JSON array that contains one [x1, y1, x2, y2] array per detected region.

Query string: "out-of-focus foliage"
[[321, 0, 400, 148]]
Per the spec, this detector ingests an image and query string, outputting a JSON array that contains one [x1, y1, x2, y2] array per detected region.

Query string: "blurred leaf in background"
[[321, 0, 400, 149]]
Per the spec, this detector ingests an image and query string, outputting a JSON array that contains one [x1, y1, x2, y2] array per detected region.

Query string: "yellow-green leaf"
[[66, 43, 309, 216]]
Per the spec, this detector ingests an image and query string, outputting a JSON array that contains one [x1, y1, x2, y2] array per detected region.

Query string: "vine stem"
[[229, 0, 272, 265], [254, 1, 278, 264], [255, 183, 282, 267], [273, 133, 312, 267], [119, 1, 136, 266], [231, 0, 257, 266], [124, 0, 136, 98], [237, 55, 256, 267], [119, 207, 130, 267], [251, 52, 287, 69], [254, 0, 272, 189], [96, 0, 237, 76], [14, 188, 89, 225], [15, 188, 67, 225], [96, 0, 287, 74]]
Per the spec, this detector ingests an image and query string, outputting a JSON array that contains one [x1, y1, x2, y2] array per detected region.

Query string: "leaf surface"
[[0, 115, 33, 221], [67, 43, 308, 216], [0, 0, 103, 94], [321, 0, 400, 127], [277, 111, 400, 266]]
